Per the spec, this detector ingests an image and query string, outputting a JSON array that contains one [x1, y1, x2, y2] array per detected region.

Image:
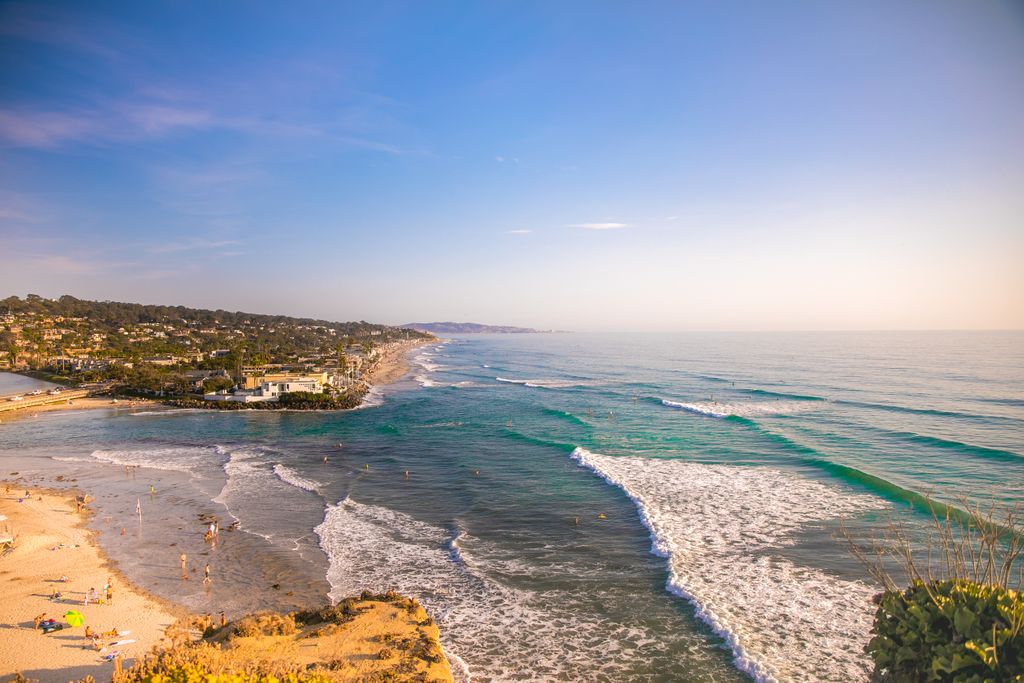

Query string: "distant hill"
[[403, 322, 549, 334]]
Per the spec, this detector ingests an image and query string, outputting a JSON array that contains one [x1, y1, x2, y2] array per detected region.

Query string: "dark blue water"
[[1, 331, 1021, 682]]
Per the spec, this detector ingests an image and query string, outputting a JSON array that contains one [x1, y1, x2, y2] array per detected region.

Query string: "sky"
[[1, 1, 1022, 331]]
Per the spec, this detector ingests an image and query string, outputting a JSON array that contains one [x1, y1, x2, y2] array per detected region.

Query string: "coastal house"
[[142, 355, 180, 366], [204, 372, 324, 402], [259, 376, 323, 396], [241, 370, 328, 391], [203, 389, 276, 403]]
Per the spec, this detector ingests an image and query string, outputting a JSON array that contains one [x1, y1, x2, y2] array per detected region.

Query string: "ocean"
[[1, 331, 1021, 682]]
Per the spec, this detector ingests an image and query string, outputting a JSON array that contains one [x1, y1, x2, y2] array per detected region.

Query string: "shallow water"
[[1, 331, 1021, 682]]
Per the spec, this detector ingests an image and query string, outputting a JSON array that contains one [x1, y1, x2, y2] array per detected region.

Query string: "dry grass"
[[841, 495, 1024, 596], [113, 593, 451, 683]]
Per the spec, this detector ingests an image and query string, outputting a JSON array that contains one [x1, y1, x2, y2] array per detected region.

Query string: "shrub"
[[228, 612, 296, 639], [868, 579, 1023, 681]]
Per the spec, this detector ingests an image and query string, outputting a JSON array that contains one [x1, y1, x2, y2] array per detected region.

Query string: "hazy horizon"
[[2, 1, 1022, 332]]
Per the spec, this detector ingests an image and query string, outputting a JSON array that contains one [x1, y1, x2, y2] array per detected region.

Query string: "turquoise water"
[[1, 331, 1021, 682]]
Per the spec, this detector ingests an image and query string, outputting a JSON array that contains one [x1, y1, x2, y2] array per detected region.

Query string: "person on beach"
[[180, 552, 188, 579], [105, 583, 113, 604], [33, 613, 46, 629], [203, 563, 211, 584], [84, 588, 92, 606]]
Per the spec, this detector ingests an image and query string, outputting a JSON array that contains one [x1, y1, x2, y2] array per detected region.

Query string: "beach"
[[0, 397, 155, 423], [364, 337, 436, 386], [0, 486, 180, 682]]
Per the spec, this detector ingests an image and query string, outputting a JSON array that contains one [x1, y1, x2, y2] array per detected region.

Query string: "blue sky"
[[1, 1, 1022, 330]]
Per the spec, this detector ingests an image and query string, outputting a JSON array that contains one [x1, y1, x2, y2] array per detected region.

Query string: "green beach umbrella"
[[64, 610, 84, 627]]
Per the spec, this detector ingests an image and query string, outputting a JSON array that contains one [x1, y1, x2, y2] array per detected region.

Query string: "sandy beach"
[[0, 397, 155, 423], [363, 337, 437, 386], [0, 484, 454, 682], [0, 486, 180, 682]]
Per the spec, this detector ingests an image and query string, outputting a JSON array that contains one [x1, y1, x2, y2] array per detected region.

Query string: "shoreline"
[[1, 337, 434, 419], [0, 397, 156, 423], [0, 484, 180, 682], [362, 336, 435, 386], [0, 480, 455, 683]]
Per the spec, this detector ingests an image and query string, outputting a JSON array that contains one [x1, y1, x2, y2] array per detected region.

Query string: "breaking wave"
[[272, 463, 322, 492], [315, 497, 703, 681], [570, 447, 886, 682], [660, 399, 821, 418]]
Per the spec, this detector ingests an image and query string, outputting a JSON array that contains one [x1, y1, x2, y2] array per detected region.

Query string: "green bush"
[[868, 579, 1024, 682]]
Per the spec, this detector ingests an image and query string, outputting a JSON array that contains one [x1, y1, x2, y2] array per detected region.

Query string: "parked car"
[[9, 396, 23, 402]]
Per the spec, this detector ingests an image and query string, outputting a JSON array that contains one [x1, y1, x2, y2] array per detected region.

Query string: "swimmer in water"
[[404, 470, 410, 479], [598, 513, 607, 520], [323, 456, 328, 464]]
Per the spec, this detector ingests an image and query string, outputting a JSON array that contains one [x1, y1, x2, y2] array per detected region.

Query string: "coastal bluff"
[[119, 594, 454, 683]]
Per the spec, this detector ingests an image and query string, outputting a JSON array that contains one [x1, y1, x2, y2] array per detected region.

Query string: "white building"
[[259, 378, 322, 397]]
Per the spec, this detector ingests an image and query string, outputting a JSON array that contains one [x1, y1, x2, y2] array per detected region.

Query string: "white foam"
[[315, 498, 698, 680], [50, 455, 97, 463], [414, 353, 443, 372], [213, 448, 320, 541], [661, 399, 820, 418], [272, 463, 321, 493], [89, 445, 224, 475], [356, 386, 385, 409], [415, 375, 439, 388], [495, 377, 581, 389], [570, 447, 886, 683]]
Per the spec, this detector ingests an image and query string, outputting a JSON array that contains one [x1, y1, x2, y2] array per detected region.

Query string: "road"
[[0, 388, 92, 412]]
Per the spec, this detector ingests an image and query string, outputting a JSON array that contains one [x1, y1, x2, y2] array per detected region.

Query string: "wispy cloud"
[[506, 229, 532, 234], [568, 222, 630, 230], [148, 238, 240, 254], [0, 103, 214, 149], [0, 102, 410, 155], [0, 3, 126, 61], [666, 216, 678, 220]]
